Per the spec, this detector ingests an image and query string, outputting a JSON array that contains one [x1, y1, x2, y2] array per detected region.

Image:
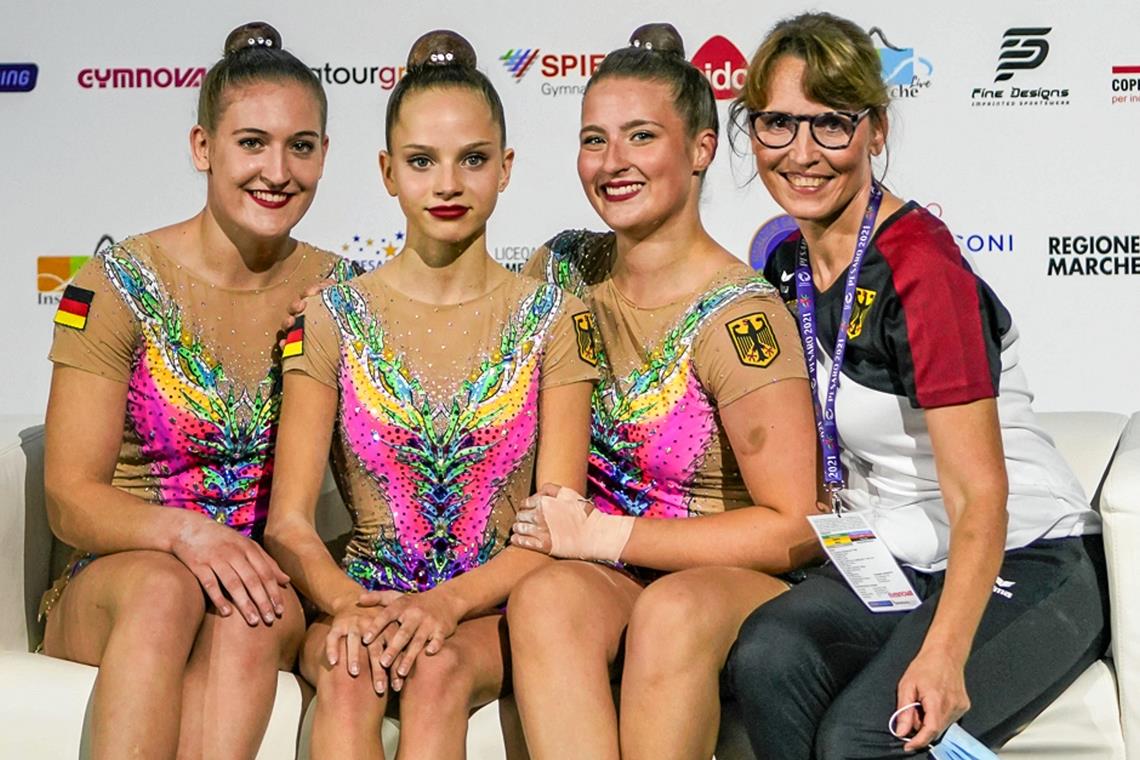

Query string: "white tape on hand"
[[541, 487, 634, 562]]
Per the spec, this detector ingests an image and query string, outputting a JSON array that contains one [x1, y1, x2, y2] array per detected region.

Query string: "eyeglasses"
[[748, 108, 872, 150]]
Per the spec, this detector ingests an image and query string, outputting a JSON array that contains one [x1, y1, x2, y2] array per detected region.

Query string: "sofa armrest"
[[1101, 411, 1140, 759], [0, 418, 48, 653]]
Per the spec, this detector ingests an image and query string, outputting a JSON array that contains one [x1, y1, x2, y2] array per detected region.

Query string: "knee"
[[814, 708, 876, 760], [212, 611, 303, 676], [726, 606, 824, 700], [116, 553, 206, 642], [399, 644, 471, 709], [624, 576, 709, 667], [507, 564, 597, 649], [316, 663, 384, 718]]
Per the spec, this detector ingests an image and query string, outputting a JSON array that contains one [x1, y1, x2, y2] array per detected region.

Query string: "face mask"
[[929, 724, 999, 760], [889, 703, 998, 760]]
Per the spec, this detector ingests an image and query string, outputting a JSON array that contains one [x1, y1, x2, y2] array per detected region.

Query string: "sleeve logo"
[[282, 315, 305, 358], [572, 311, 598, 367], [54, 284, 95, 331], [846, 288, 877, 340], [726, 312, 780, 368]]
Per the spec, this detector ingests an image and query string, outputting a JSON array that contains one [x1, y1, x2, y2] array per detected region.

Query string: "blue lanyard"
[[794, 183, 883, 514]]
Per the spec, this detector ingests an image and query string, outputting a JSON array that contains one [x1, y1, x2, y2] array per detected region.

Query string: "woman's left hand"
[[893, 648, 971, 751], [510, 484, 557, 555], [355, 587, 463, 689]]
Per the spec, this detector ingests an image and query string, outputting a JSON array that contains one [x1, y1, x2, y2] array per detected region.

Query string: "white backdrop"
[[3, 0, 1138, 415]]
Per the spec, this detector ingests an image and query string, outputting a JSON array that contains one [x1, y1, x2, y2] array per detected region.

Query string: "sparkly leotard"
[[40, 235, 351, 617], [525, 230, 806, 521], [285, 268, 597, 592]]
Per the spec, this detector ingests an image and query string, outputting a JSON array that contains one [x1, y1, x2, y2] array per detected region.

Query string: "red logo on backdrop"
[[691, 36, 748, 100]]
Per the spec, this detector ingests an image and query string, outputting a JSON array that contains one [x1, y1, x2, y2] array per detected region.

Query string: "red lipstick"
[[428, 205, 469, 219]]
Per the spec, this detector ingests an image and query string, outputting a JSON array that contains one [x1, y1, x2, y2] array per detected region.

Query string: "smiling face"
[[751, 56, 885, 228], [192, 79, 327, 242], [577, 77, 715, 240], [380, 86, 512, 248]]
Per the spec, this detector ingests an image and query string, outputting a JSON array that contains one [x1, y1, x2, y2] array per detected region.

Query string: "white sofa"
[[1, 412, 1136, 759]]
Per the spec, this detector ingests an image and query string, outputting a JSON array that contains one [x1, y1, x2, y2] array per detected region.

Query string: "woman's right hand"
[[325, 596, 400, 693], [170, 515, 290, 625]]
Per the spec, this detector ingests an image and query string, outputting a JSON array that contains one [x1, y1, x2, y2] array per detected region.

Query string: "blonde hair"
[[730, 12, 888, 128]]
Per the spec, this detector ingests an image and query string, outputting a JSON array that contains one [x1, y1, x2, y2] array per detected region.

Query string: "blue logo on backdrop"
[[0, 63, 38, 92], [868, 28, 933, 98], [749, 215, 799, 270]]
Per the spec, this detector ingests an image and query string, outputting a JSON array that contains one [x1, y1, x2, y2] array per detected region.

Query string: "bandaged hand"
[[511, 484, 634, 562]]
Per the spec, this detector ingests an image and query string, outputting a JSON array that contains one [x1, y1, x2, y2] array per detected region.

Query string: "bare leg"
[[619, 567, 788, 760], [498, 695, 531, 760], [301, 616, 389, 760], [395, 614, 510, 760], [507, 562, 642, 760], [176, 585, 305, 759], [42, 550, 207, 759]]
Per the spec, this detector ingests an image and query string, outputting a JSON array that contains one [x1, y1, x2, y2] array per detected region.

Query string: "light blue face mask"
[[889, 703, 998, 760], [929, 724, 999, 760]]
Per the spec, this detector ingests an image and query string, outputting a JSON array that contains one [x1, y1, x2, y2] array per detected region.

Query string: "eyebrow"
[[579, 119, 665, 135], [231, 127, 321, 139], [400, 141, 494, 152]]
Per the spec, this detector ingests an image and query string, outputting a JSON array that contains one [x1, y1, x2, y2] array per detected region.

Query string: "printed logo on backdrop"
[[1047, 234, 1140, 277], [340, 232, 404, 272], [1111, 65, 1140, 105], [498, 47, 606, 98], [491, 245, 537, 273], [970, 27, 1070, 107], [867, 28, 933, 99], [36, 234, 113, 305], [924, 203, 1015, 256], [310, 63, 406, 90], [690, 36, 748, 100], [78, 67, 206, 89], [0, 63, 38, 93]]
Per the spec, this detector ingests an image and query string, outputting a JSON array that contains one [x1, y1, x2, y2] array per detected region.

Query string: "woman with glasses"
[[721, 12, 1109, 759]]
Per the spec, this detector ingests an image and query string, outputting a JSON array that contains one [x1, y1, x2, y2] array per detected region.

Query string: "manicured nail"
[[350, 664, 358, 675], [376, 682, 385, 694], [220, 605, 231, 616]]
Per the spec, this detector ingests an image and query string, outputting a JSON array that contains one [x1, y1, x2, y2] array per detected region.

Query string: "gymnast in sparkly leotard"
[[264, 31, 597, 759], [503, 24, 820, 759], [39, 22, 345, 759]]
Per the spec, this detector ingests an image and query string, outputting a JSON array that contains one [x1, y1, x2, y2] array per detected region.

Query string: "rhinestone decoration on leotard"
[[323, 278, 563, 592], [545, 230, 777, 519]]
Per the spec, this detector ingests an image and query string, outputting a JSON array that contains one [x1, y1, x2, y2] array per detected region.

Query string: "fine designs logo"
[[0, 63, 38, 93], [970, 27, 1068, 107], [500, 49, 540, 80], [690, 36, 747, 100], [867, 28, 933, 99], [994, 28, 1051, 82]]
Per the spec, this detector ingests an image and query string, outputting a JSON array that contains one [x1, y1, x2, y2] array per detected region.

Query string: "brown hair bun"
[[406, 30, 478, 70], [223, 21, 283, 57], [629, 23, 685, 58]]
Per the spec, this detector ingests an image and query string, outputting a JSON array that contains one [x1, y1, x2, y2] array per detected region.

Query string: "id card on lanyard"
[[795, 183, 919, 612]]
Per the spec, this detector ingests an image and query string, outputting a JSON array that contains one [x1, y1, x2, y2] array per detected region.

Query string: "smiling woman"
[[38, 21, 353, 760]]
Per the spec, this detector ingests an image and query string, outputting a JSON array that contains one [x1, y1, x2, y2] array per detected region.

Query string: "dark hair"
[[197, 22, 328, 133], [587, 23, 719, 140], [385, 30, 506, 149]]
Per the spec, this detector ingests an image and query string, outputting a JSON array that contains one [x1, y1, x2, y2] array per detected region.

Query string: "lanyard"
[[795, 183, 883, 515]]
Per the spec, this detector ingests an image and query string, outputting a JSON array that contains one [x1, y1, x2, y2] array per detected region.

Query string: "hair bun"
[[629, 23, 685, 57], [406, 30, 478, 70], [224, 22, 283, 57]]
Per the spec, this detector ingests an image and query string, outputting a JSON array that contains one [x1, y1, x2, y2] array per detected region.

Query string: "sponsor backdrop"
[[3, 1, 1138, 415]]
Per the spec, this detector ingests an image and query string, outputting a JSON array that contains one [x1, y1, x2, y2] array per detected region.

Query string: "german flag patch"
[[726, 312, 780, 368], [572, 311, 598, 367], [282, 316, 305, 358], [54, 285, 95, 331]]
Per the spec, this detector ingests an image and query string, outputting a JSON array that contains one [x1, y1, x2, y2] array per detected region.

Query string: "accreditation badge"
[[807, 512, 920, 613]]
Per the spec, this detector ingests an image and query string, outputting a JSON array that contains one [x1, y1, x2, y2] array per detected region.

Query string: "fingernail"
[[376, 682, 385, 694], [275, 604, 284, 615], [350, 664, 358, 675], [381, 657, 391, 667], [398, 667, 407, 676], [264, 613, 274, 623], [363, 634, 372, 644], [248, 615, 259, 625], [221, 605, 231, 616]]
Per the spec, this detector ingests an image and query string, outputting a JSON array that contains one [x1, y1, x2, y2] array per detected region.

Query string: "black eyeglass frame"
[[747, 107, 873, 150]]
